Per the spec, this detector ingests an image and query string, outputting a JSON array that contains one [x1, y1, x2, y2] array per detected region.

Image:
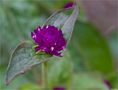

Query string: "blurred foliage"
[[72, 21, 114, 74], [0, 0, 118, 90]]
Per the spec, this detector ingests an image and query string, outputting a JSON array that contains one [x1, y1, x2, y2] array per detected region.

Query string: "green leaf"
[[0, 71, 29, 90], [6, 41, 51, 85], [62, 5, 79, 42], [70, 21, 114, 74]]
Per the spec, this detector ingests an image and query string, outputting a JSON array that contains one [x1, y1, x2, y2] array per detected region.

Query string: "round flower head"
[[64, 2, 74, 9], [31, 25, 66, 56]]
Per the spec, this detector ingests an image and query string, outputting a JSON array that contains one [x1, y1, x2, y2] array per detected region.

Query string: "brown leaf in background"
[[79, 0, 118, 35]]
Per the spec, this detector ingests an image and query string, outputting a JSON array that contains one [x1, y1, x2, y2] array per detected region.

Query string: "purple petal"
[[31, 32, 36, 39], [31, 25, 66, 56]]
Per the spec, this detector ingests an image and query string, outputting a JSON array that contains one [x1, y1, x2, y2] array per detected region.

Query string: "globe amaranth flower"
[[104, 80, 112, 89], [64, 2, 74, 9], [53, 86, 65, 90], [31, 25, 66, 57]]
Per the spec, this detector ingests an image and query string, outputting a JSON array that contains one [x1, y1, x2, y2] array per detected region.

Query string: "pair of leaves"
[[6, 4, 79, 84]]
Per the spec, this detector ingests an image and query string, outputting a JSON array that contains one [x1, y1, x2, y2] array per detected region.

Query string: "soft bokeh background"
[[0, 0, 118, 90]]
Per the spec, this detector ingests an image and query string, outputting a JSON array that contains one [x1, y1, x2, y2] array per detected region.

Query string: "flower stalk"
[[42, 62, 48, 89]]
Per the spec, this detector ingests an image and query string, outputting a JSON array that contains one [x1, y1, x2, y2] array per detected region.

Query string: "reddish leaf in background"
[[79, 0, 118, 34]]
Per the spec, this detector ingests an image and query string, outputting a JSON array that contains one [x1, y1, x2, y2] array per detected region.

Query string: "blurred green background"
[[0, 0, 118, 90]]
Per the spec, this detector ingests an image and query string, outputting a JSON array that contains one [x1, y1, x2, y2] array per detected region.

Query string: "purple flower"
[[53, 86, 65, 90], [104, 80, 112, 89], [31, 25, 66, 56], [64, 2, 74, 9]]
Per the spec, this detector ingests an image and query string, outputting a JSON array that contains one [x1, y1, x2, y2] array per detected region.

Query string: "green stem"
[[42, 62, 48, 89], [69, 63, 73, 90]]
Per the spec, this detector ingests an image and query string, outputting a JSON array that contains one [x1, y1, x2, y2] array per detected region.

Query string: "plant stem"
[[68, 63, 73, 90], [42, 61, 48, 90]]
